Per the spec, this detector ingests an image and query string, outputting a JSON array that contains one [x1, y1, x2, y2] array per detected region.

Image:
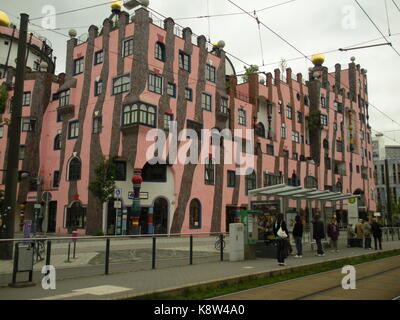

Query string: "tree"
[[0, 84, 9, 126], [88, 157, 117, 204], [241, 65, 259, 82]]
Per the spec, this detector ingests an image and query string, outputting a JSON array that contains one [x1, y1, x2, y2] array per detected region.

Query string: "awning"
[[248, 184, 360, 201]]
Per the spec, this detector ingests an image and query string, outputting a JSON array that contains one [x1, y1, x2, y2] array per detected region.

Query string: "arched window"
[[68, 157, 81, 181], [189, 199, 201, 229], [54, 134, 61, 150], [256, 122, 266, 138], [122, 103, 156, 127], [205, 158, 215, 185], [66, 201, 86, 229], [323, 138, 329, 150], [154, 42, 166, 62], [245, 169, 256, 195], [123, 104, 138, 125]]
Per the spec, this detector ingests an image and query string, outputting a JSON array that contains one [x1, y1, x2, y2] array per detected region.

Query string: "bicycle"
[[31, 236, 46, 264], [214, 234, 226, 251]]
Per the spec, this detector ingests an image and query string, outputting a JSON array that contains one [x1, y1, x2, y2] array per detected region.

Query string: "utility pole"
[[384, 159, 393, 226], [0, 14, 29, 260]]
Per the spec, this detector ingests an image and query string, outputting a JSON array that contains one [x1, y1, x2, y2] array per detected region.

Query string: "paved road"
[[212, 255, 400, 300]]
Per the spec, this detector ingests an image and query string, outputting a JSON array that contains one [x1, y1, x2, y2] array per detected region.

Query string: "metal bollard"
[[67, 242, 71, 262], [105, 238, 110, 275], [220, 234, 224, 262], [73, 241, 76, 259], [189, 235, 193, 265], [391, 228, 394, 241], [46, 241, 52, 266], [152, 237, 156, 269]]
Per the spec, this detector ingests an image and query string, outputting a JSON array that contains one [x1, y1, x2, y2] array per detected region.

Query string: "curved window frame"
[[189, 198, 202, 229], [54, 134, 61, 150], [154, 42, 166, 62], [68, 157, 81, 181], [122, 102, 156, 127]]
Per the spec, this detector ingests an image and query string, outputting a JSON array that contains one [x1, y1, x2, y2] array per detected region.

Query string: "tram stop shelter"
[[247, 184, 360, 239]]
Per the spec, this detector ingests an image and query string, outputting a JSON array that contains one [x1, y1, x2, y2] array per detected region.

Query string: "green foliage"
[[308, 110, 321, 132], [241, 65, 259, 82], [88, 157, 116, 204], [91, 230, 105, 236]]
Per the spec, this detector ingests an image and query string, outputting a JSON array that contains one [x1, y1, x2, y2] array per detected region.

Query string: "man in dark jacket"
[[371, 218, 383, 250], [292, 215, 303, 258], [313, 215, 325, 256]]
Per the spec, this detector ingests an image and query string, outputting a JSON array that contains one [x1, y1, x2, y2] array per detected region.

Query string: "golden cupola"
[[311, 53, 325, 66], [0, 11, 10, 27]]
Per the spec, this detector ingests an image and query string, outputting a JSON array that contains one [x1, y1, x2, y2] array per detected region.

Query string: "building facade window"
[[220, 97, 229, 114], [293, 152, 299, 161], [266, 144, 274, 155], [245, 170, 256, 195], [74, 57, 84, 75], [123, 38, 134, 57], [148, 73, 163, 94], [68, 120, 79, 139], [93, 116, 102, 134], [21, 118, 36, 132], [54, 134, 61, 150], [167, 83, 176, 98], [94, 80, 103, 96], [68, 157, 81, 181], [94, 50, 104, 65], [114, 161, 127, 181], [337, 140, 343, 152], [112, 74, 130, 95], [163, 113, 173, 131], [278, 101, 282, 114], [227, 170, 236, 188], [286, 105, 293, 119], [0, 126, 3, 138], [256, 123, 265, 138], [59, 89, 70, 107], [238, 108, 246, 125], [264, 172, 283, 187], [281, 124, 286, 139], [179, 51, 191, 72], [297, 111, 303, 123], [189, 199, 201, 229], [205, 158, 215, 185], [205, 64, 216, 82], [22, 92, 31, 106], [321, 96, 326, 108], [19, 145, 25, 160], [154, 42, 166, 61], [201, 93, 212, 111], [185, 88, 193, 101], [292, 131, 300, 143], [122, 102, 156, 127], [53, 170, 60, 188], [320, 114, 328, 126], [65, 202, 86, 229]]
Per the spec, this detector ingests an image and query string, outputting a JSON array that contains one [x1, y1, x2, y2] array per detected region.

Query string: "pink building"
[[0, 6, 376, 235]]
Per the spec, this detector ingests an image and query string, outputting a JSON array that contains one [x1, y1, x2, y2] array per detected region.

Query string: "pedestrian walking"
[[273, 213, 289, 266], [327, 218, 340, 252], [371, 218, 383, 250], [355, 219, 364, 248], [363, 219, 372, 249], [292, 215, 303, 258], [312, 214, 325, 256]]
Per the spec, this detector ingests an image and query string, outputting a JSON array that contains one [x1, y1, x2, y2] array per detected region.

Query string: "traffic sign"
[[114, 188, 122, 198], [114, 201, 122, 209], [42, 192, 52, 202]]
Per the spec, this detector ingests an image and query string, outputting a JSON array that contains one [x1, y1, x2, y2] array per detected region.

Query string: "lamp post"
[[131, 169, 142, 235]]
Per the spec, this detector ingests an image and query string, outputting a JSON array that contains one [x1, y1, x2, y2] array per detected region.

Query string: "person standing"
[[273, 213, 289, 266], [347, 223, 356, 247], [327, 218, 340, 252], [355, 219, 364, 248], [363, 219, 372, 249], [371, 218, 383, 250], [313, 215, 325, 256], [292, 215, 303, 258]]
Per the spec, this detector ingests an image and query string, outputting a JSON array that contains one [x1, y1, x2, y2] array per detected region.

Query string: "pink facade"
[[0, 7, 376, 235]]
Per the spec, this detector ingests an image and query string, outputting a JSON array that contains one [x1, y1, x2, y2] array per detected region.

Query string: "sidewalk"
[[0, 239, 399, 300]]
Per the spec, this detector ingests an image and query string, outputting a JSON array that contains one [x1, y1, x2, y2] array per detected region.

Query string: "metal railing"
[[0, 232, 229, 284]]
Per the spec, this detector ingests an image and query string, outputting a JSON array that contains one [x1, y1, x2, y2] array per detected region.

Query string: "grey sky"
[[2, 0, 400, 145]]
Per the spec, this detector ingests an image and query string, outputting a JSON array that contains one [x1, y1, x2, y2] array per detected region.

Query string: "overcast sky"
[[3, 0, 400, 145]]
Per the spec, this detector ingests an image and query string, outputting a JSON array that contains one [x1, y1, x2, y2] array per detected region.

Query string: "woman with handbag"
[[273, 213, 289, 266]]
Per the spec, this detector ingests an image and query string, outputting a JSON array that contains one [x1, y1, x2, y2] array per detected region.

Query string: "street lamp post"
[[131, 169, 142, 235]]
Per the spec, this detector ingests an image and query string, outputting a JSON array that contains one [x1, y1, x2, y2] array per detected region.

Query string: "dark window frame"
[[54, 134, 61, 150], [189, 199, 202, 229], [154, 42, 166, 62], [73, 57, 84, 75], [68, 157, 81, 181], [68, 120, 79, 139], [205, 64, 216, 82], [227, 170, 236, 188], [123, 38, 134, 57], [94, 50, 104, 65], [179, 50, 191, 72], [112, 74, 130, 95], [148, 73, 163, 94]]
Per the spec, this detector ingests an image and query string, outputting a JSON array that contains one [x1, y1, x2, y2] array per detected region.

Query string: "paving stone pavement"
[[0, 239, 399, 300]]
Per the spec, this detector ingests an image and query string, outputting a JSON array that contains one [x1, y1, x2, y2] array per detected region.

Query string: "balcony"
[[56, 104, 75, 117]]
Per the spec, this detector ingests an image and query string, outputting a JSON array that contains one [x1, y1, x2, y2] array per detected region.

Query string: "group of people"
[[347, 218, 383, 250], [271, 214, 383, 266]]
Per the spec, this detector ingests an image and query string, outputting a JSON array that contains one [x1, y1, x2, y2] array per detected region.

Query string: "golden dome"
[[0, 11, 10, 27], [311, 53, 325, 66], [111, 1, 122, 10]]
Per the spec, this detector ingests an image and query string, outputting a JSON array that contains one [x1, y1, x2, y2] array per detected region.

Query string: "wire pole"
[[0, 13, 29, 260]]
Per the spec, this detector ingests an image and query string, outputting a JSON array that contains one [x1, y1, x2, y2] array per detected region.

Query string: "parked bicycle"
[[32, 236, 46, 263], [214, 234, 226, 251]]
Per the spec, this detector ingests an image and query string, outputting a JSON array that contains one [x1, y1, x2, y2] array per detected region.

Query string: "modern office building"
[[0, 2, 376, 235]]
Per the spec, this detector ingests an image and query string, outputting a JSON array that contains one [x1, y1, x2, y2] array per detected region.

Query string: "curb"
[[119, 248, 400, 300]]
